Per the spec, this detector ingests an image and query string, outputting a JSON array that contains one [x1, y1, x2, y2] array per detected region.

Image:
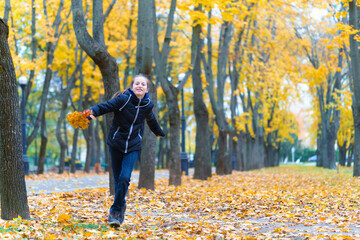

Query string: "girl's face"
[[131, 76, 149, 99]]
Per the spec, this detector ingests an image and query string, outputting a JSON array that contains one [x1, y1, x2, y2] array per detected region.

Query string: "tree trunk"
[[0, 18, 30, 219], [71, 128, 80, 173], [216, 131, 229, 174], [123, 3, 135, 88], [83, 121, 93, 173], [347, 143, 353, 167], [83, 86, 93, 173], [153, 0, 181, 186], [4, 0, 10, 24], [338, 141, 347, 166], [246, 134, 255, 170], [202, 14, 233, 176], [316, 125, 322, 167], [95, 120, 102, 166], [191, 16, 212, 180], [139, 85, 158, 190], [37, 112, 48, 174], [137, 0, 157, 190], [71, 0, 119, 193], [70, 60, 85, 173], [349, 1, 360, 176], [167, 92, 181, 185], [237, 131, 246, 171], [157, 111, 168, 169], [59, 121, 67, 173]]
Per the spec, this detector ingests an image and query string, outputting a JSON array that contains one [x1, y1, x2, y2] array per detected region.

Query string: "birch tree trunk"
[[0, 18, 30, 220]]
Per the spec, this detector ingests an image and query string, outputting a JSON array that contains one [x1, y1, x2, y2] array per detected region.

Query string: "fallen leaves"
[[1, 165, 360, 239]]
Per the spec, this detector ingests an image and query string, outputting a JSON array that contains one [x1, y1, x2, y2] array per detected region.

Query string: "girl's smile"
[[131, 76, 148, 99]]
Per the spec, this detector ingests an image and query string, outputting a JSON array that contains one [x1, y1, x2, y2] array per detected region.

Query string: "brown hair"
[[112, 74, 151, 99]]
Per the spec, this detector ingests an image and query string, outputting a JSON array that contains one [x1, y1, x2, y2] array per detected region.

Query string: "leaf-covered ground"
[[1, 165, 360, 239]]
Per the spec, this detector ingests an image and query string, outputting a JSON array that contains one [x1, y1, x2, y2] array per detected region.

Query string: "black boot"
[[108, 212, 120, 227], [119, 204, 127, 224]]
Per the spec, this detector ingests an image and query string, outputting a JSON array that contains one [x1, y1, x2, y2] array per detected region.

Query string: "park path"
[[25, 168, 195, 195]]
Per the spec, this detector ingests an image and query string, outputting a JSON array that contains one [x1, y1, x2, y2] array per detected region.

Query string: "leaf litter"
[[1, 165, 360, 239]]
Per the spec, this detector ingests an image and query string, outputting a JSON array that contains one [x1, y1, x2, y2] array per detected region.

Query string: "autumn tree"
[[227, 0, 304, 170], [296, 12, 346, 170], [202, 3, 235, 175], [134, 0, 158, 190], [191, 4, 212, 180], [71, 0, 120, 192], [26, 0, 67, 152], [0, 18, 30, 220], [153, 0, 185, 186], [348, 0, 360, 176]]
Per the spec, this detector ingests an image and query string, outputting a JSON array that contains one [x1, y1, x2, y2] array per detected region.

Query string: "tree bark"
[[138, 84, 158, 190], [191, 8, 212, 180], [347, 143, 353, 167], [37, 112, 48, 174], [136, 0, 157, 190], [94, 120, 102, 166], [349, 1, 360, 176], [3, 0, 11, 24], [338, 141, 347, 166], [123, 2, 135, 88], [83, 87, 93, 173], [0, 18, 30, 219]]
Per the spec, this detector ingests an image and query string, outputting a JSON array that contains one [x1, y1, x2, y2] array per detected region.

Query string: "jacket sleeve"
[[146, 110, 165, 137], [90, 95, 126, 117]]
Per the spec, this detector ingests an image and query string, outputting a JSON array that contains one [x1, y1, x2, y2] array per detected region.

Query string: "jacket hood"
[[125, 89, 151, 108]]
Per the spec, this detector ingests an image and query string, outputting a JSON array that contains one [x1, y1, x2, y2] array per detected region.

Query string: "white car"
[[308, 155, 317, 162]]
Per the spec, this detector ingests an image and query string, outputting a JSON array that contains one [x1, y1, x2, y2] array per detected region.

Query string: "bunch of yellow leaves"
[[67, 110, 93, 130]]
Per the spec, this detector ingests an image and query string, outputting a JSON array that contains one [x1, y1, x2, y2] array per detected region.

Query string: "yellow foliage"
[[67, 110, 92, 130]]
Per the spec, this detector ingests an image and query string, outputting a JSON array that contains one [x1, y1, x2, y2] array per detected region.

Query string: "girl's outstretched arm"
[[145, 111, 165, 137], [89, 95, 127, 118]]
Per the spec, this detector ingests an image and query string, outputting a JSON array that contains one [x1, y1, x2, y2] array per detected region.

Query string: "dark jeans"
[[109, 147, 138, 213]]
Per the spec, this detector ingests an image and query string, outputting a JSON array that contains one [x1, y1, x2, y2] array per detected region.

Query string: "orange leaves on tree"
[[67, 110, 92, 130]]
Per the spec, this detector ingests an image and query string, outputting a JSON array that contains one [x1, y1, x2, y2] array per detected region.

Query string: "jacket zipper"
[[119, 95, 131, 111], [125, 99, 141, 153], [138, 129, 142, 140], [113, 126, 120, 139]]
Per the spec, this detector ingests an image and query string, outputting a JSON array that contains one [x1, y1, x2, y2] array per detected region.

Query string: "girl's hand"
[[90, 114, 96, 120]]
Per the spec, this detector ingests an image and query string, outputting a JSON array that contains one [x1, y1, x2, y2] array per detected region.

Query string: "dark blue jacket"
[[90, 89, 165, 153]]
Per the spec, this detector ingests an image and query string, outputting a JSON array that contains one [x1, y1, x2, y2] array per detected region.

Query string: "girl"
[[88, 74, 165, 227]]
